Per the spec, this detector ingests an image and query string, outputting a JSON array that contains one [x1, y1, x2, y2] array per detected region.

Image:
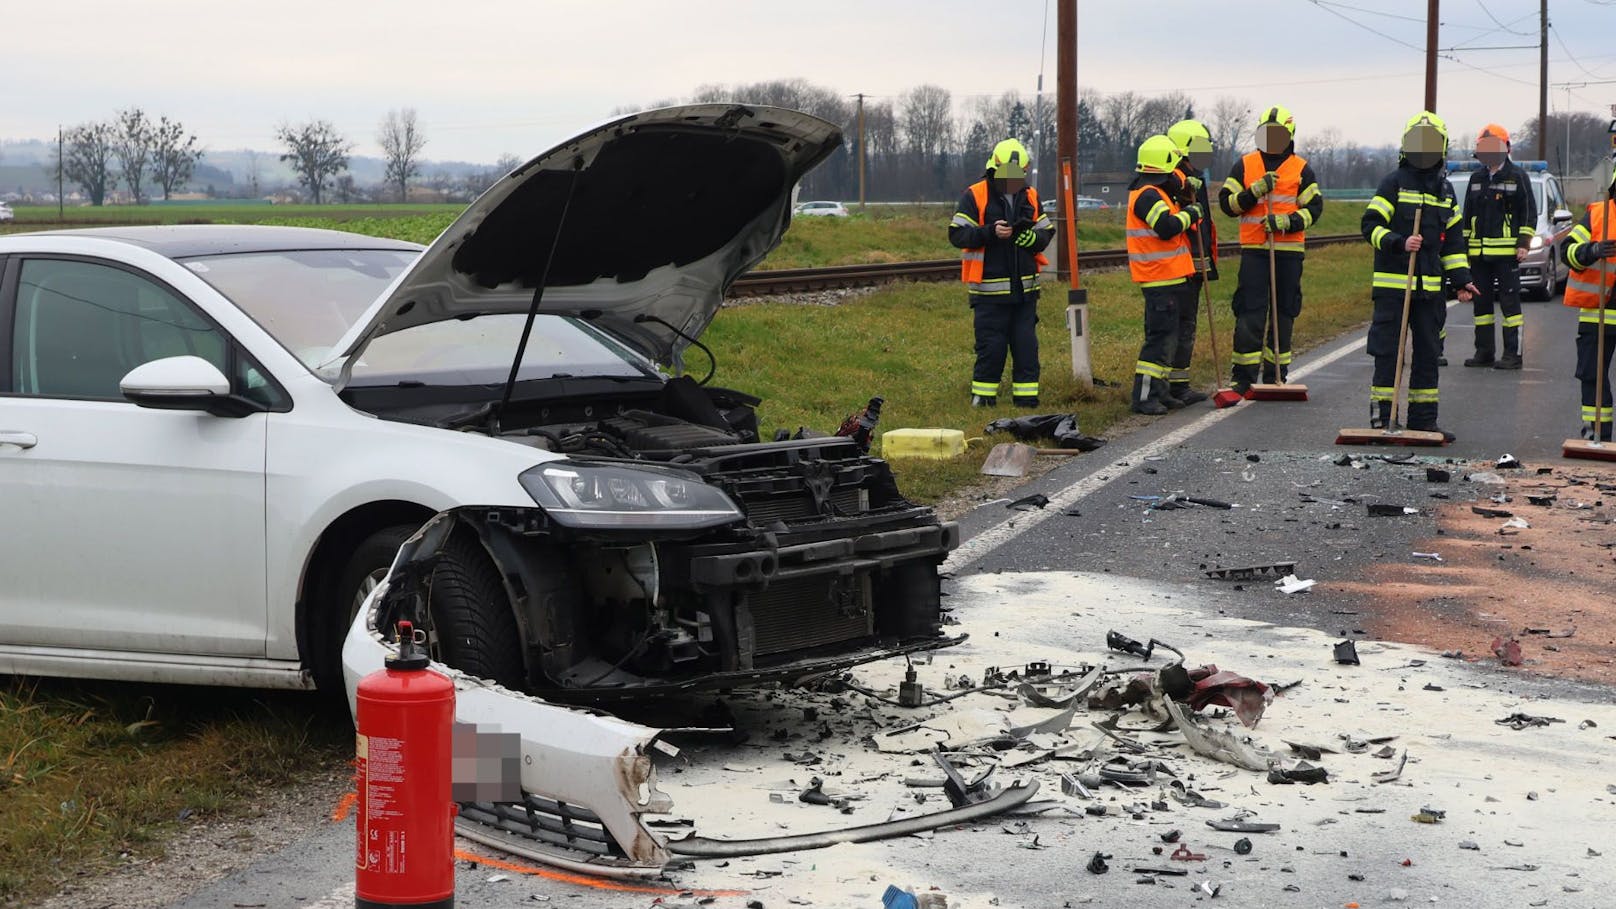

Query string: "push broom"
[[1336, 206, 1448, 446], [1246, 195, 1308, 401], [1197, 246, 1243, 408], [1562, 206, 1616, 461]]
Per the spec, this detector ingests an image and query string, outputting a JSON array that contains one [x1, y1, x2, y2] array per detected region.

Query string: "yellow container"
[[881, 428, 966, 459]]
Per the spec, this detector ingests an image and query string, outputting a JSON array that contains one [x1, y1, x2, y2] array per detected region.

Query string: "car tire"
[[315, 524, 421, 694], [425, 529, 526, 689]]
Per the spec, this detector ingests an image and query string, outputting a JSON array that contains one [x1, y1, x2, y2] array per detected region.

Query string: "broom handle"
[[1200, 246, 1222, 380], [1390, 206, 1424, 431], [1267, 196, 1282, 385]]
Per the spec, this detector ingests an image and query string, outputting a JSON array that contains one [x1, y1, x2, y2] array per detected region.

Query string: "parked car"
[[794, 199, 848, 217], [1041, 196, 1109, 216], [0, 105, 959, 701], [0, 202, 14, 222], [1447, 160, 1575, 301]]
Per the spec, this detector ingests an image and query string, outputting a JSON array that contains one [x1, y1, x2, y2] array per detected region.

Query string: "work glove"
[[1014, 229, 1038, 248], [1589, 239, 1616, 262], [1263, 213, 1293, 233], [1186, 174, 1205, 194], [1181, 203, 1204, 224], [1248, 172, 1277, 199]]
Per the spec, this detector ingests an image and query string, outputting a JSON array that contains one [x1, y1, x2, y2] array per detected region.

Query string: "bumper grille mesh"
[[750, 575, 872, 657]]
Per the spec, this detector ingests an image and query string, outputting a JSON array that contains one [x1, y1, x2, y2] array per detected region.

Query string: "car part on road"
[[1165, 697, 1275, 773], [1006, 493, 1050, 511], [1203, 562, 1296, 581], [663, 780, 1040, 859], [1085, 851, 1111, 874], [1372, 751, 1408, 784], [1333, 640, 1361, 665], [1206, 819, 1281, 834], [1105, 631, 1183, 662]]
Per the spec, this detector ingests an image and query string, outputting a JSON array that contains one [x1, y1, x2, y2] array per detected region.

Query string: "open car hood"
[[324, 105, 842, 371]]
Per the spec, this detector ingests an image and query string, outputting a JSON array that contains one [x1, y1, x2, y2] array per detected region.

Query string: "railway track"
[[732, 233, 1363, 297]]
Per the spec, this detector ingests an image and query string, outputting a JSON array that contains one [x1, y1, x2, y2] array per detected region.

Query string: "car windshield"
[[182, 248, 657, 385]]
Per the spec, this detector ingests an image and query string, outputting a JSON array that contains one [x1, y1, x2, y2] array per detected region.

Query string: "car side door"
[[0, 255, 271, 658]]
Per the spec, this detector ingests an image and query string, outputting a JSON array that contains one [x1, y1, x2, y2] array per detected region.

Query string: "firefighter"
[[1461, 123, 1537, 369], [1560, 169, 1616, 441], [948, 138, 1055, 407], [1360, 111, 1478, 441], [1127, 135, 1201, 415], [1166, 118, 1218, 405], [1219, 105, 1324, 393]]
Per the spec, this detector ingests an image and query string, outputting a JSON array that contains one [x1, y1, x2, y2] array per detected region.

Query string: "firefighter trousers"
[[1472, 257, 1523, 358], [1575, 317, 1616, 441], [971, 295, 1040, 400], [1368, 293, 1444, 429], [1168, 279, 1202, 395], [1133, 284, 1182, 405], [1230, 250, 1303, 387]]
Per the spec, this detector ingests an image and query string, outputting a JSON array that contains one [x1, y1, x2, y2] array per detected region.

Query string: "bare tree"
[[113, 108, 154, 204], [150, 116, 202, 200], [54, 121, 119, 206], [1206, 95, 1252, 177], [378, 108, 427, 203], [899, 85, 953, 159], [276, 120, 352, 205]]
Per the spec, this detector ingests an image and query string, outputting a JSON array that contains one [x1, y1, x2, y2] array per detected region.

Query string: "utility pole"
[[1539, 0, 1548, 160], [1425, 0, 1440, 112], [1056, 0, 1091, 386], [853, 93, 866, 210]]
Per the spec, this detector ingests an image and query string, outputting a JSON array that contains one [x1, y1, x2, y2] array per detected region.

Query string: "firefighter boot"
[[1369, 400, 1391, 430], [1131, 375, 1167, 415], [1170, 382, 1209, 405]]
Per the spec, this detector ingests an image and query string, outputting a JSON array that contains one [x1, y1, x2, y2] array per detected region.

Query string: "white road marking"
[[944, 320, 1385, 572]]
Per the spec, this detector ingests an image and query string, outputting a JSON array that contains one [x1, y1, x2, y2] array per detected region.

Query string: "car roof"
[[5, 224, 423, 259]]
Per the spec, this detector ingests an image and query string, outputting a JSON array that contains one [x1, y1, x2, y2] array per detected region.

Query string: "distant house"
[[1076, 171, 1133, 203]]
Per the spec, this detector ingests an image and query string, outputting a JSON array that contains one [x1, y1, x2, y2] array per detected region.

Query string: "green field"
[[0, 201, 1376, 903]]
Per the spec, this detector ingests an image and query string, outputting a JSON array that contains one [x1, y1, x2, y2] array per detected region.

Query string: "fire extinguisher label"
[[356, 733, 408, 874]]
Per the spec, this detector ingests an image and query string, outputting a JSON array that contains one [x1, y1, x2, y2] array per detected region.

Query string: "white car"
[[0, 202, 15, 222], [0, 103, 957, 701], [1447, 160, 1575, 301], [793, 200, 848, 217]]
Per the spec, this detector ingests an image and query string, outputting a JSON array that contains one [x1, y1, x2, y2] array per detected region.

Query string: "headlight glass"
[[1529, 235, 1545, 250], [519, 462, 741, 529]]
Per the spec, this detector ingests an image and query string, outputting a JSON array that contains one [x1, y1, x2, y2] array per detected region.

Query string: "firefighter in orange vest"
[[1561, 169, 1616, 441], [949, 138, 1055, 407], [1218, 106, 1324, 393], [1126, 135, 1201, 415]]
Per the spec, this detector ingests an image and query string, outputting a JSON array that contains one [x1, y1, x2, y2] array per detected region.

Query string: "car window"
[[11, 258, 228, 400]]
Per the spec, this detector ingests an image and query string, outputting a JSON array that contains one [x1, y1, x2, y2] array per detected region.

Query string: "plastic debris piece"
[[1496, 453, 1522, 469], [1467, 471, 1506, 485], [1367, 503, 1419, 516], [1490, 636, 1524, 667], [1372, 751, 1408, 784], [1411, 811, 1443, 824], [1006, 493, 1049, 511], [1495, 712, 1563, 730], [1086, 851, 1111, 874], [1333, 640, 1360, 665], [984, 412, 1106, 451], [1206, 819, 1280, 834], [1267, 761, 1329, 785], [1275, 574, 1316, 594], [1203, 562, 1296, 581], [1164, 698, 1275, 772], [1501, 516, 1530, 530], [1233, 837, 1254, 855], [1425, 467, 1450, 482], [1169, 844, 1207, 862], [1526, 494, 1556, 506], [1459, 840, 1480, 850], [1161, 829, 1182, 843], [1412, 551, 1443, 561]]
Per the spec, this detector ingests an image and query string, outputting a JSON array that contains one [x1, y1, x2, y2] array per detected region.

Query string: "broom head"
[[1246, 382, 1309, 401], [1562, 438, 1616, 461], [1335, 427, 1449, 447], [1211, 388, 1244, 409]]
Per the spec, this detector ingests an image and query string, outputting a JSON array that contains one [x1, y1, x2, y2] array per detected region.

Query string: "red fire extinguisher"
[[355, 620, 456, 909]]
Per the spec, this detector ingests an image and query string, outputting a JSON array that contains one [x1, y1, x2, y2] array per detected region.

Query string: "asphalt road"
[[158, 290, 1616, 909]]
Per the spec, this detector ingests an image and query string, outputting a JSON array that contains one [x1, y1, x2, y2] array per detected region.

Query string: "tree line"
[[48, 87, 1614, 207]]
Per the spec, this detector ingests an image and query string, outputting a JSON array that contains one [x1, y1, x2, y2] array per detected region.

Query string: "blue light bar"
[[1446, 159, 1549, 173]]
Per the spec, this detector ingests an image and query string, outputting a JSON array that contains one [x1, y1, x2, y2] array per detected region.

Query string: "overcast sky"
[[5, 0, 1616, 164]]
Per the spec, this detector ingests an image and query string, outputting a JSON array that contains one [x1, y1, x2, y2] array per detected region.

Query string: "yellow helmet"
[[1257, 105, 1296, 136], [1136, 135, 1183, 174], [1402, 110, 1449, 152], [986, 138, 1030, 178], [1168, 119, 1214, 169]]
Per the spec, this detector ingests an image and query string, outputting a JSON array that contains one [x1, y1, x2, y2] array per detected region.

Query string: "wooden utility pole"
[[1538, 0, 1548, 160], [1056, 0, 1091, 385], [853, 93, 866, 210], [1425, 0, 1439, 112]]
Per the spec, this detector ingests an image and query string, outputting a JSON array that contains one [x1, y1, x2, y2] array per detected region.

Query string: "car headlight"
[[519, 462, 741, 530], [1529, 236, 1545, 250]]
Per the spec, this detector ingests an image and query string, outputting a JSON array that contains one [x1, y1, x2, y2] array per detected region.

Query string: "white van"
[[1447, 160, 1575, 301]]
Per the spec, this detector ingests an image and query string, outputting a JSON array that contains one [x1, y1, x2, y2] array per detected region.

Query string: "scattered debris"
[[1496, 453, 1523, 469], [1425, 467, 1451, 482], [1371, 751, 1408, 784], [1086, 851, 1111, 874], [1105, 631, 1183, 662], [1333, 640, 1361, 665], [1006, 493, 1049, 511], [1491, 636, 1524, 667], [1411, 551, 1443, 561], [1169, 844, 1207, 861], [1165, 698, 1275, 772], [1526, 494, 1557, 506], [1367, 504, 1419, 516], [1467, 471, 1506, 485], [1233, 837, 1254, 855], [1495, 713, 1564, 731], [1459, 840, 1481, 851], [1186, 496, 1235, 509], [1411, 807, 1445, 824], [1204, 562, 1296, 581], [1471, 505, 1513, 518], [1206, 819, 1281, 834], [983, 412, 1106, 451], [1499, 516, 1531, 532]]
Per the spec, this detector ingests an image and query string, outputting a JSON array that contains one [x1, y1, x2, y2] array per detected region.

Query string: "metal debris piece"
[[1367, 503, 1419, 516], [1283, 741, 1337, 760], [1495, 712, 1564, 731], [1186, 496, 1235, 509], [1526, 494, 1556, 506], [1206, 819, 1280, 834], [1412, 551, 1444, 561], [1202, 562, 1296, 581], [932, 749, 996, 808], [1372, 751, 1408, 784], [1333, 640, 1361, 665], [1164, 698, 1275, 773], [1459, 840, 1481, 850], [1169, 780, 1227, 810]]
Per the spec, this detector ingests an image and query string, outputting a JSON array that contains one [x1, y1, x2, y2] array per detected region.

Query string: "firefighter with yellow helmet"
[[949, 138, 1056, 407], [1165, 118, 1218, 405], [1359, 111, 1478, 441], [1126, 135, 1202, 415], [1218, 105, 1325, 393]]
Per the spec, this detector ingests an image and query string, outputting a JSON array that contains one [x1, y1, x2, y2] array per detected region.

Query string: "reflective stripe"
[[1372, 271, 1444, 292], [1577, 310, 1615, 323], [1582, 406, 1614, 422], [1267, 193, 1298, 205], [1129, 248, 1188, 262], [1135, 360, 1169, 379], [951, 213, 978, 227], [1407, 388, 1439, 403], [1396, 190, 1451, 207], [1473, 313, 1497, 326], [1370, 225, 1393, 249], [1032, 216, 1053, 230], [1441, 254, 1467, 270], [1238, 152, 1307, 248], [1012, 382, 1039, 395], [971, 381, 999, 395], [1568, 276, 1606, 295], [1231, 350, 1262, 366], [1239, 215, 1266, 225], [1367, 196, 1395, 219], [1519, 226, 1536, 237], [968, 274, 1041, 294], [1445, 210, 1463, 230], [1139, 276, 1189, 287], [1502, 314, 1523, 328], [961, 251, 984, 262], [1126, 228, 1158, 237], [1260, 347, 1293, 365], [1167, 370, 1191, 382], [1297, 184, 1321, 206], [1370, 386, 1395, 402]]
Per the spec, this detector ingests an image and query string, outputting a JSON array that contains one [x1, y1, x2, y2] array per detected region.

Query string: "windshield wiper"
[[492, 156, 583, 434]]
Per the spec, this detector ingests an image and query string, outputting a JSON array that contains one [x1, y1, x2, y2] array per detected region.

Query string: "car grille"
[[459, 795, 625, 859], [742, 487, 865, 524], [749, 574, 873, 657]]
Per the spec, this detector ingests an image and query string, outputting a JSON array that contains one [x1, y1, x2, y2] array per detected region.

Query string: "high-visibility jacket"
[[1360, 164, 1471, 302], [1238, 152, 1308, 251], [1126, 182, 1193, 287], [950, 180, 1052, 296], [1563, 200, 1616, 310], [1463, 159, 1537, 259], [1177, 161, 1219, 281]]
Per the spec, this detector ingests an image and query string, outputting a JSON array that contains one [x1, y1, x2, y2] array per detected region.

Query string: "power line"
[[1305, 0, 1425, 52], [1550, 23, 1613, 80], [1309, 0, 1426, 25]]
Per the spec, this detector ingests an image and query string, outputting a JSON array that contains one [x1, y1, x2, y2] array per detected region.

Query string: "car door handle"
[[0, 431, 38, 449]]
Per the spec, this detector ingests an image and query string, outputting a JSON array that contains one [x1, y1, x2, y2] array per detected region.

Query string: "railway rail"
[[732, 233, 1363, 297]]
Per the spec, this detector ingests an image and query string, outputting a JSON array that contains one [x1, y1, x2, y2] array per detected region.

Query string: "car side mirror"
[[121, 356, 257, 417], [1553, 208, 1573, 225]]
